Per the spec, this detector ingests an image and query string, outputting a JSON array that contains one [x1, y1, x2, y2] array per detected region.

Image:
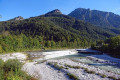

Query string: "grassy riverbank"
[[0, 59, 37, 80]]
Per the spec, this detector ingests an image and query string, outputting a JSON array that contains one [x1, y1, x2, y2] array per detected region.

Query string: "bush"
[[108, 76, 117, 80], [0, 69, 4, 79], [65, 64, 80, 69], [4, 59, 22, 72], [84, 68, 95, 74], [54, 63, 64, 70], [73, 66, 80, 69], [101, 74, 107, 78], [0, 59, 37, 80], [67, 73, 79, 80], [0, 59, 4, 69]]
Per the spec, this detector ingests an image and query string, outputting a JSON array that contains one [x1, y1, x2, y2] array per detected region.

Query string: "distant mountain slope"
[[68, 8, 120, 29], [0, 9, 120, 52], [42, 10, 116, 40]]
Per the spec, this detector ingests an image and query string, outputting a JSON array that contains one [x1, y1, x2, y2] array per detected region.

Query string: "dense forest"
[[0, 34, 88, 53], [0, 9, 118, 53], [91, 36, 120, 58]]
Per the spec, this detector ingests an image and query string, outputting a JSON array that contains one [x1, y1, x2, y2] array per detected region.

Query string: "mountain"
[[46, 9, 62, 14], [1, 9, 115, 40], [0, 9, 118, 52], [68, 8, 120, 29], [9, 16, 24, 21]]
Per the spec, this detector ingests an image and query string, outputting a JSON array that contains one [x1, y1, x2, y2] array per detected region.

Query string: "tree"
[[45, 41, 51, 48], [51, 41, 56, 48], [0, 45, 3, 53]]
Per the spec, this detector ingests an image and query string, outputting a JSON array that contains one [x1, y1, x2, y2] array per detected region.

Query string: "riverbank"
[[27, 49, 78, 62], [23, 58, 120, 80], [0, 49, 120, 80]]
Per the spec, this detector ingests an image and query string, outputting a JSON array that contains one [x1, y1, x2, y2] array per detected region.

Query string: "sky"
[[0, 0, 120, 21]]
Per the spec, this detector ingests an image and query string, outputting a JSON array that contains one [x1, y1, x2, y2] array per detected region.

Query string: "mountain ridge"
[[0, 9, 119, 52], [0, 9, 118, 41], [8, 16, 24, 21], [68, 8, 120, 29]]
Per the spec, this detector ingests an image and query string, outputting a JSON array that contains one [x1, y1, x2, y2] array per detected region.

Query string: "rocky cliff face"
[[9, 16, 24, 21], [46, 9, 62, 14], [69, 8, 120, 28], [14, 16, 24, 20]]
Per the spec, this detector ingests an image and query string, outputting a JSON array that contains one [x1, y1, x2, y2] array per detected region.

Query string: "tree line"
[[0, 34, 92, 53], [91, 36, 120, 58]]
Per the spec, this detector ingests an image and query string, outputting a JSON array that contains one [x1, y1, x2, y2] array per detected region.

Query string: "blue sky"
[[0, 0, 120, 21]]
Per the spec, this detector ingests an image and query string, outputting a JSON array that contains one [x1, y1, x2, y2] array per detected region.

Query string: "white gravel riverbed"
[[0, 49, 120, 80]]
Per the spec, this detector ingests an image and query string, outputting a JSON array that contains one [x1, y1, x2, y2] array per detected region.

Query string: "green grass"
[[0, 59, 37, 80], [67, 73, 79, 80], [47, 62, 64, 70], [83, 68, 95, 74], [101, 74, 107, 78], [47, 62, 79, 80], [64, 64, 80, 69]]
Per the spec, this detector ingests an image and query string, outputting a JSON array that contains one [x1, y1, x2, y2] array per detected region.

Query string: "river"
[[26, 49, 120, 75]]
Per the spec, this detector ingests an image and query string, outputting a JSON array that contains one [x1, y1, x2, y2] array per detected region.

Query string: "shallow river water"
[[27, 51, 120, 75]]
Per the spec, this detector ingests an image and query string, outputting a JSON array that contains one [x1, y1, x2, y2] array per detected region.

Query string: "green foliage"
[[85, 69, 96, 74], [0, 59, 4, 69], [48, 62, 64, 70], [0, 10, 117, 53], [101, 74, 107, 78], [0, 33, 88, 53], [0, 59, 36, 80], [67, 73, 79, 80], [4, 59, 22, 72], [64, 64, 80, 69], [92, 36, 120, 58]]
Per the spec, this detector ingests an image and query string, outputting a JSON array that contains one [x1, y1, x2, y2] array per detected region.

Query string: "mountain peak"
[[9, 16, 24, 21], [14, 16, 24, 20], [46, 9, 62, 14], [69, 8, 120, 28]]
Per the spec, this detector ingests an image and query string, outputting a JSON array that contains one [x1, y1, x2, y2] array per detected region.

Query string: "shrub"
[[64, 64, 80, 69], [48, 62, 64, 70], [0, 69, 4, 79], [65, 64, 73, 68], [65, 67, 69, 69], [47, 62, 52, 65], [84, 68, 95, 74], [4, 59, 22, 72], [67, 73, 79, 80], [54, 64, 64, 70], [108, 76, 117, 80], [101, 74, 107, 78], [0, 59, 37, 80], [7, 76, 23, 80], [73, 66, 80, 69], [0, 59, 4, 69]]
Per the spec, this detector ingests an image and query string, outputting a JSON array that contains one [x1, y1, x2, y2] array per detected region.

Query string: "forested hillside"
[[91, 36, 120, 58], [0, 9, 117, 53]]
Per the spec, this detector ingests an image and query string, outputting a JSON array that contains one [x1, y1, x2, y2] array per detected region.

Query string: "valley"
[[1, 2, 120, 79], [0, 49, 120, 80]]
